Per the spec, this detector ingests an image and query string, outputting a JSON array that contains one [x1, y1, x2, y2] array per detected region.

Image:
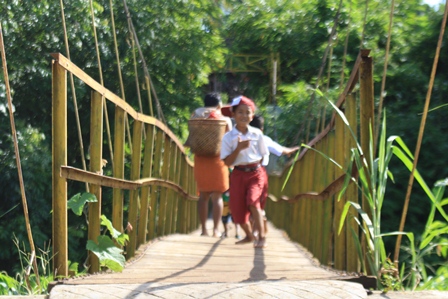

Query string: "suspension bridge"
[[2, 1, 448, 298]]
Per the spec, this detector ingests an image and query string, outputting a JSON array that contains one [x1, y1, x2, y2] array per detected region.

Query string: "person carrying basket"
[[188, 93, 232, 237]]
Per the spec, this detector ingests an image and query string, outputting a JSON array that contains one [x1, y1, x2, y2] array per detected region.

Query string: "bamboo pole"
[[0, 25, 41, 286], [177, 155, 187, 233], [148, 130, 164, 239], [345, 93, 359, 272], [333, 110, 346, 270], [51, 58, 68, 277], [112, 106, 125, 235], [88, 91, 104, 273], [59, 0, 89, 191], [359, 50, 374, 273], [127, 120, 143, 259], [165, 145, 177, 235], [394, 2, 448, 267], [138, 125, 155, 245], [312, 141, 324, 261], [324, 133, 335, 266], [158, 137, 171, 236], [375, 0, 395, 150], [173, 149, 182, 233]]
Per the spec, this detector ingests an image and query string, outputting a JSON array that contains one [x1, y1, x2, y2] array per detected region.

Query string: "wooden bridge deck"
[[48, 221, 373, 298]]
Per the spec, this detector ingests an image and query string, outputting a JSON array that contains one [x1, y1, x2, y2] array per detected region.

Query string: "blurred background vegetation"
[[0, 0, 447, 279]]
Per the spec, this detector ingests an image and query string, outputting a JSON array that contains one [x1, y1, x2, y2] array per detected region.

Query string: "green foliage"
[[68, 193, 127, 272], [1, 0, 447, 290], [67, 193, 98, 216], [86, 235, 126, 272], [301, 96, 448, 290], [100, 215, 129, 247], [0, 236, 53, 295], [0, 271, 20, 295]]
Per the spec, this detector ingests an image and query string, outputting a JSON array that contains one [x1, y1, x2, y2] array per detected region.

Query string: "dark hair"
[[250, 115, 264, 130], [203, 92, 221, 107]]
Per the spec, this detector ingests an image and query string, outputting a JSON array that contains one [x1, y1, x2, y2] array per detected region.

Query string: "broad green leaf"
[[100, 215, 129, 246], [67, 193, 98, 216], [86, 235, 125, 272]]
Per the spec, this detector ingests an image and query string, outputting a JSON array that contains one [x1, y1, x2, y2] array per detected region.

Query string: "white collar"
[[230, 125, 258, 136]]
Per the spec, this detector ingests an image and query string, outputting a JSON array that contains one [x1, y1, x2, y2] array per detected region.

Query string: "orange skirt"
[[194, 155, 229, 193]]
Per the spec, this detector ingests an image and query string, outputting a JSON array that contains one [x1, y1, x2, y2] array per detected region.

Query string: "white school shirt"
[[220, 125, 269, 166], [263, 135, 284, 156], [261, 135, 284, 166]]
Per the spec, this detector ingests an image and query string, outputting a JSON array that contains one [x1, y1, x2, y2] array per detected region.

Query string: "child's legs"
[[210, 192, 223, 236], [221, 214, 231, 236], [249, 205, 264, 239], [198, 192, 211, 235], [245, 169, 265, 241], [229, 171, 251, 225]]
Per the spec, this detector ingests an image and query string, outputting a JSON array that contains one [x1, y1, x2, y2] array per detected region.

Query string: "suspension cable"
[[292, 0, 343, 145], [375, 0, 395, 150], [59, 0, 89, 191], [122, 0, 166, 124], [394, 1, 448, 268], [88, 0, 116, 163], [360, 0, 369, 48], [0, 23, 41, 290]]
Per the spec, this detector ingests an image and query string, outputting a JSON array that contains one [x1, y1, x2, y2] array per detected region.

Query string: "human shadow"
[[123, 237, 223, 298], [246, 247, 267, 281]]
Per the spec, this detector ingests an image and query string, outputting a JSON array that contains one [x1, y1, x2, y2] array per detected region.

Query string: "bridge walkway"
[[48, 220, 371, 298]]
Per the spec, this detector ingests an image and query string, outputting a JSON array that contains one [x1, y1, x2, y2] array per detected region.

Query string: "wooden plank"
[[59, 221, 356, 286]]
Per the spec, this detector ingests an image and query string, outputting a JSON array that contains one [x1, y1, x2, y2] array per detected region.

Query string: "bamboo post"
[[345, 93, 359, 272], [333, 111, 346, 270], [88, 90, 104, 273], [157, 136, 171, 236], [173, 149, 182, 233], [127, 120, 143, 259], [52, 59, 68, 277], [165, 144, 177, 234], [312, 141, 325, 260], [320, 136, 332, 266], [112, 106, 125, 236], [359, 50, 374, 273], [138, 124, 155, 245], [148, 130, 164, 239], [304, 151, 315, 250], [177, 155, 187, 233], [297, 159, 307, 244]]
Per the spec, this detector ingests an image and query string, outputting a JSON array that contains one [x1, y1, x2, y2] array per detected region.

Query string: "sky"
[[422, 0, 445, 7]]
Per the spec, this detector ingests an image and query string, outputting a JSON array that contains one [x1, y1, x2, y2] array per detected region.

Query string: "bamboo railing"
[[265, 49, 374, 273], [51, 53, 198, 276]]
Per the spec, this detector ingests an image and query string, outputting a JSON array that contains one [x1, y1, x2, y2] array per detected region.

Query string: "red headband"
[[221, 96, 256, 117], [230, 96, 256, 112]]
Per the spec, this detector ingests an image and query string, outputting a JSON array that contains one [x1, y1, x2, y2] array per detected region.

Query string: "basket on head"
[[187, 119, 227, 156]]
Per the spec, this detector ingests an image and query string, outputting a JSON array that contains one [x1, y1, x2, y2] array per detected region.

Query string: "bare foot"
[[200, 231, 209, 237], [212, 229, 221, 238], [235, 236, 254, 245], [254, 237, 267, 248]]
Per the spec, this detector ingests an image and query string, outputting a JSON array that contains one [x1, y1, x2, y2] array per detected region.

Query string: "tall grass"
[[302, 98, 448, 290]]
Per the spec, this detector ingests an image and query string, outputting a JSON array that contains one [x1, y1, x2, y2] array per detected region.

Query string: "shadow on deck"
[[47, 220, 375, 298]]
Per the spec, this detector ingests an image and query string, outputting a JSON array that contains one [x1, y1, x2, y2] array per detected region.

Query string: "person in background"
[[191, 92, 232, 237], [220, 96, 269, 248], [249, 115, 300, 235]]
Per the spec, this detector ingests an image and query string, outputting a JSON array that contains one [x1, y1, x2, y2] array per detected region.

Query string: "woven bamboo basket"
[[186, 119, 227, 156]]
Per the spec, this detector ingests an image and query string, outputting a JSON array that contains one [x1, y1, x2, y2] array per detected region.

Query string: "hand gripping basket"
[[187, 119, 227, 156]]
